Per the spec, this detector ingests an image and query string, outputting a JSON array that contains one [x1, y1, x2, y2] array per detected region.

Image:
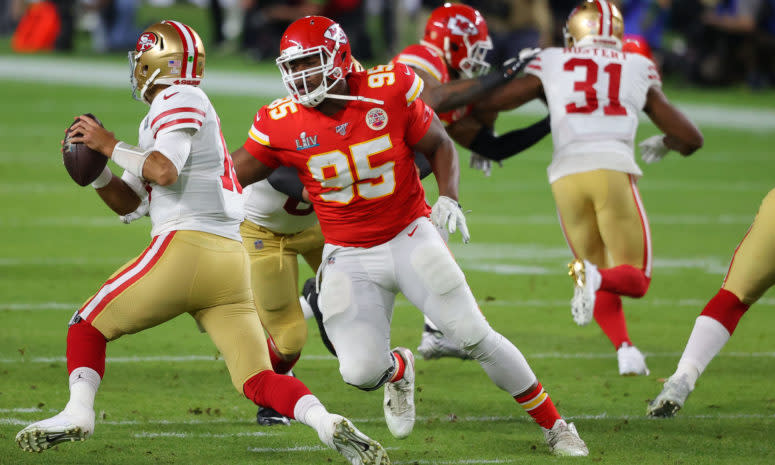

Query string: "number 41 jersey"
[[526, 47, 661, 183], [242, 64, 434, 248]]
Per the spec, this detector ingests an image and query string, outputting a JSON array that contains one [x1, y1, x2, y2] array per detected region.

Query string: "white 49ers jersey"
[[526, 47, 661, 183], [138, 85, 244, 240], [243, 180, 317, 234]]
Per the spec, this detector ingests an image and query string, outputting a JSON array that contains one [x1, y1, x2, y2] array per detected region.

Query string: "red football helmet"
[[276, 16, 354, 107], [422, 3, 492, 78], [623, 34, 653, 60]]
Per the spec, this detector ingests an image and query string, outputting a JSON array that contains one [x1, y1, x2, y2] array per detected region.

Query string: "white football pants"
[[318, 216, 537, 395]]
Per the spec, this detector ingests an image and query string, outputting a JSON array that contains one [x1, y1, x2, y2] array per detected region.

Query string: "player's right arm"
[[233, 106, 280, 187], [643, 87, 704, 155], [233, 146, 275, 188]]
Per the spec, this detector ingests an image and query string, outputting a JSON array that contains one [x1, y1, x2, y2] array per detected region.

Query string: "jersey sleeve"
[[392, 45, 446, 83], [394, 62, 425, 107], [406, 97, 435, 146], [242, 107, 281, 168], [524, 48, 551, 80], [149, 86, 207, 139]]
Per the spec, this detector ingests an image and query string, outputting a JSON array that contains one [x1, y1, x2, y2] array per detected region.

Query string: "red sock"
[[514, 382, 561, 429], [593, 291, 631, 349], [700, 289, 750, 334], [389, 350, 406, 382], [243, 370, 312, 419], [266, 337, 300, 374], [599, 265, 650, 298], [66, 321, 107, 378]]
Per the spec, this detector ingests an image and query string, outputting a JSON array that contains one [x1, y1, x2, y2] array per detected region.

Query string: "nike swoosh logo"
[[404, 67, 411, 76], [408, 225, 418, 237], [163, 92, 179, 100]]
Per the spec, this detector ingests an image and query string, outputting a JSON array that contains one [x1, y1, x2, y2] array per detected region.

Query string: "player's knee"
[[410, 244, 465, 295], [632, 272, 651, 298], [340, 363, 391, 391], [271, 320, 308, 356], [465, 327, 500, 358], [319, 271, 352, 322]]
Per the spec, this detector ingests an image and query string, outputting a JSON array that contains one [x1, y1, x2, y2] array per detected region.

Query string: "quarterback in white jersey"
[[15, 20, 390, 465], [469, 0, 703, 375]]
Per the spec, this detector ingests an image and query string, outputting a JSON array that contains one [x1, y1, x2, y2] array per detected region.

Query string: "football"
[[62, 113, 108, 186]]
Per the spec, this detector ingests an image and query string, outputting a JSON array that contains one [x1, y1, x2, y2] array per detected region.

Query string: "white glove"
[[639, 135, 670, 164], [469, 152, 493, 177], [518, 47, 541, 62], [431, 196, 470, 244], [119, 197, 149, 224]]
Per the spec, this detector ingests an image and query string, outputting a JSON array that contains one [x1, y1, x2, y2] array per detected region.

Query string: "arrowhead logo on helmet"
[[447, 15, 478, 36]]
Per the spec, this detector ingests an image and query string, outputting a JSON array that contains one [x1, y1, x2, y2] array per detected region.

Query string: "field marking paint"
[[5, 349, 775, 365], [134, 431, 274, 438], [1, 56, 773, 132]]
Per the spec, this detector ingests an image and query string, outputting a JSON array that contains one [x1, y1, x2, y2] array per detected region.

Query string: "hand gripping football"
[[62, 114, 108, 186]]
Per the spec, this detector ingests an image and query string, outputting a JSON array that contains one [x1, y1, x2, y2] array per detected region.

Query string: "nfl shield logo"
[[335, 123, 348, 135]]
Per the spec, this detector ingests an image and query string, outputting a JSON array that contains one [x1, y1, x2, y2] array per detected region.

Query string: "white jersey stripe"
[[79, 232, 172, 320], [396, 55, 443, 82], [629, 175, 652, 277], [166, 20, 195, 78], [405, 74, 423, 104]]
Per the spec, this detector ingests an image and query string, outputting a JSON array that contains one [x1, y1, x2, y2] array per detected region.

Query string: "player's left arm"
[[413, 114, 459, 201], [447, 112, 551, 161], [643, 86, 704, 156], [69, 116, 186, 187], [232, 146, 275, 188]]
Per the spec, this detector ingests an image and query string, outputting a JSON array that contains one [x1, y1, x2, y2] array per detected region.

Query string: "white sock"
[[293, 394, 329, 432], [675, 316, 730, 387], [65, 367, 101, 413]]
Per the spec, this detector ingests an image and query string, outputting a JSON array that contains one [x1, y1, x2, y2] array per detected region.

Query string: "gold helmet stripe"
[[164, 20, 198, 79]]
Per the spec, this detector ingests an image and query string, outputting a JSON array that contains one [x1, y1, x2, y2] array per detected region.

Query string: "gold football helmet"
[[129, 20, 205, 104], [564, 0, 624, 50]]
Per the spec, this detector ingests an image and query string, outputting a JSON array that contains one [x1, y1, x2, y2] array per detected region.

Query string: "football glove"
[[469, 152, 496, 177], [431, 196, 470, 244], [639, 135, 670, 164], [500, 48, 541, 81], [119, 197, 149, 224]]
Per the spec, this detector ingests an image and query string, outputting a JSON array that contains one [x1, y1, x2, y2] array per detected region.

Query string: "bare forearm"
[[428, 138, 460, 200], [95, 175, 142, 215]]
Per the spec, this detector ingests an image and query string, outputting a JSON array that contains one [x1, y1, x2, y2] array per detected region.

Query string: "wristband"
[[111, 141, 151, 179], [91, 166, 113, 189]]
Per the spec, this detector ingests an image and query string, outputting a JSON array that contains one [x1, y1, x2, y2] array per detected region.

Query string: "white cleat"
[[543, 419, 589, 457], [647, 373, 694, 418], [567, 259, 601, 326], [416, 330, 471, 360], [320, 415, 390, 465], [617, 343, 650, 376], [15, 407, 95, 452], [383, 347, 415, 439]]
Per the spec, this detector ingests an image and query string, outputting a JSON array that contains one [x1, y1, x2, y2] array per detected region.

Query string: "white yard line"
[[1, 55, 773, 132]]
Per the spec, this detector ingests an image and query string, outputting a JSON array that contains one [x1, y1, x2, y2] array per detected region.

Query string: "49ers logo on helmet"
[[447, 15, 478, 36], [136, 32, 157, 52]]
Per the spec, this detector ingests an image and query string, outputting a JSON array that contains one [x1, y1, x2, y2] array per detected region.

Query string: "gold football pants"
[[240, 220, 324, 357], [723, 188, 775, 304], [77, 230, 271, 391], [552, 169, 651, 275]]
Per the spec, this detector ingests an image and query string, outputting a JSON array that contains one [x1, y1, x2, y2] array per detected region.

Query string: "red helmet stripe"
[[181, 22, 199, 77], [164, 20, 193, 78], [594, 0, 605, 35]]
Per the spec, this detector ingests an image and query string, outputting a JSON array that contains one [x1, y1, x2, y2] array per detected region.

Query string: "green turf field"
[[1, 55, 774, 465]]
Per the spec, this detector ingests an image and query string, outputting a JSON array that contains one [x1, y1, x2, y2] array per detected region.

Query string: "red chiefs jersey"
[[391, 42, 470, 125], [242, 63, 434, 247]]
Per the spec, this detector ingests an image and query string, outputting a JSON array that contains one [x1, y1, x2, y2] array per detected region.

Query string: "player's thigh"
[[723, 188, 775, 304], [595, 171, 651, 271], [393, 218, 490, 347], [319, 245, 395, 382], [241, 221, 299, 312], [195, 301, 272, 391], [297, 224, 325, 272], [85, 232, 199, 341], [551, 172, 607, 265]]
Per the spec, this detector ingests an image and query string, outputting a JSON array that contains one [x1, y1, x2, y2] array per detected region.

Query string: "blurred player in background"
[[648, 188, 775, 417], [15, 21, 389, 465], [391, 2, 552, 361], [232, 15, 588, 456], [442, 0, 703, 375]]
